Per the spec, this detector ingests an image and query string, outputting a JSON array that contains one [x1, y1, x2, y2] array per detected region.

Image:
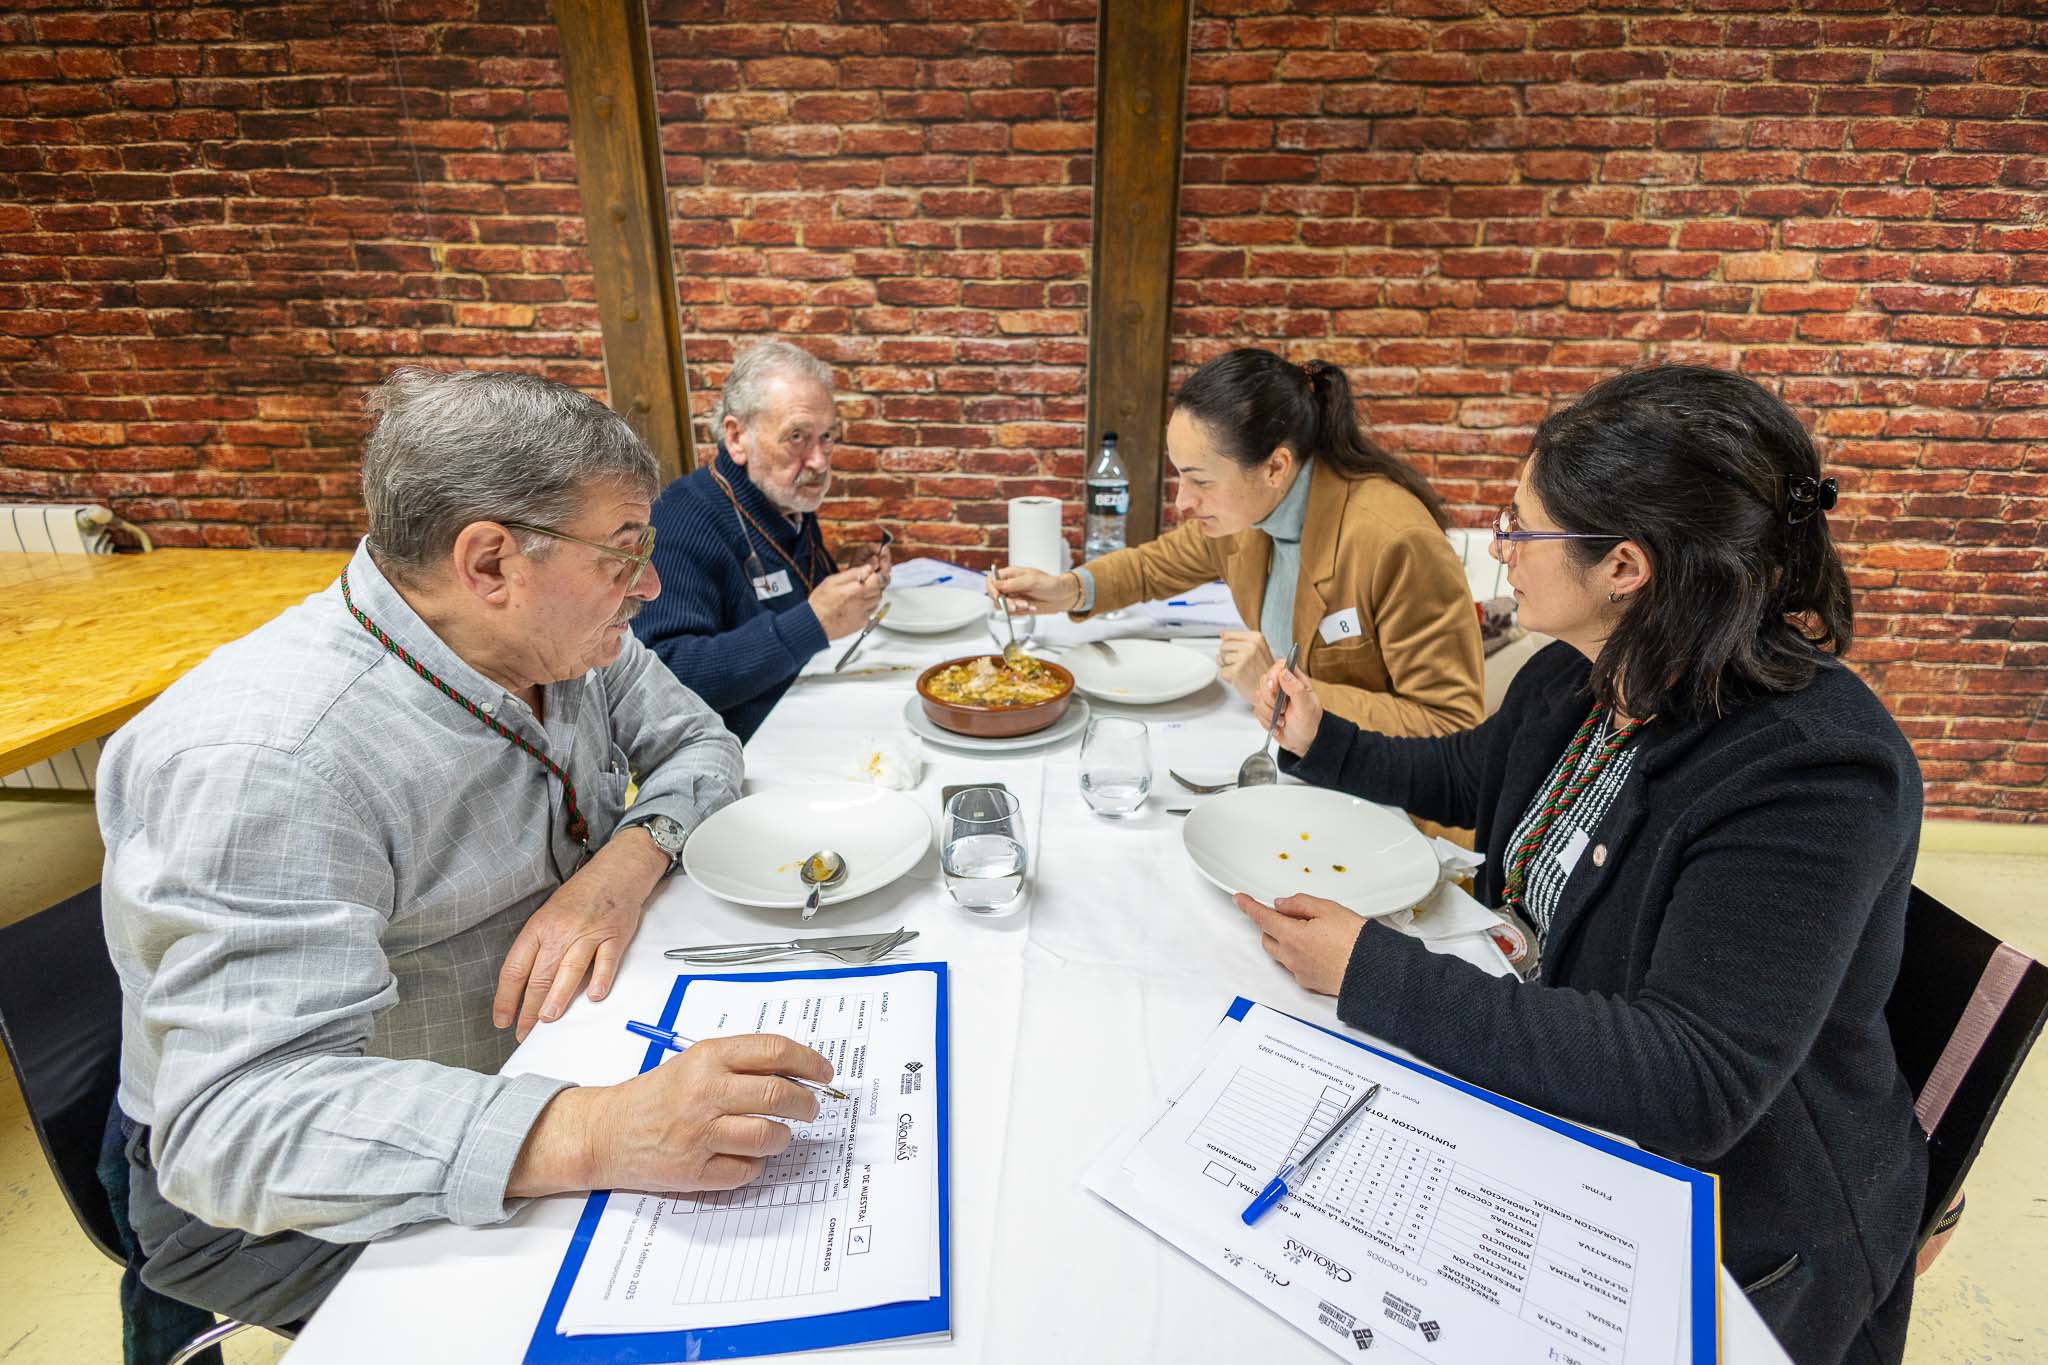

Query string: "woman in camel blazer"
[[992, 348, 1482, 738]]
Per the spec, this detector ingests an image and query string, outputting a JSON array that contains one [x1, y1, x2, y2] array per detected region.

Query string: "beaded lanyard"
[[709, 463, 834, 593], [339, 569, 589, 847], [1501, 701, 1644, 914]]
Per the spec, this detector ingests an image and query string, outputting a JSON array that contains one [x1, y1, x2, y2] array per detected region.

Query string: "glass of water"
[[941, 786, 1027, 915], [1079, 716, 1151, 818]]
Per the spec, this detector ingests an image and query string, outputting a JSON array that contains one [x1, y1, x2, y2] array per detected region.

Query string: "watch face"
[[647, 816, 686, 856]]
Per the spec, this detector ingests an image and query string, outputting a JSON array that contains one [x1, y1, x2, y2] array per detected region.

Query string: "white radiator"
[[1445, 527, 1508, 602], [3, 502, 130, 793], [1, 502, 122, 555]]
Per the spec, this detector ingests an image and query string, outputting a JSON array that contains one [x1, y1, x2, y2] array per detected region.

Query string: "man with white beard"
[[632, 341, 888, 739]]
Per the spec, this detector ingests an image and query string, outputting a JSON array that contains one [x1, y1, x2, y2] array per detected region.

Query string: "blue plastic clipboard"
[[524, 961, 950, 1363], [1221, 997, 1721, 1365]]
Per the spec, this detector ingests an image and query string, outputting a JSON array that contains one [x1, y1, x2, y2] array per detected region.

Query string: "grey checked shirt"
[[98, 543, 742, 1243]]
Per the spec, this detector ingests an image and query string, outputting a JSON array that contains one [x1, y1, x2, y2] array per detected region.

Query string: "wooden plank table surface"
[[0, 548, 351, 776]]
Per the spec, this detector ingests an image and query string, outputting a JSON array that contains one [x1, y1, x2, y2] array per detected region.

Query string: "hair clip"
[[1784, 474, 1838, 525]]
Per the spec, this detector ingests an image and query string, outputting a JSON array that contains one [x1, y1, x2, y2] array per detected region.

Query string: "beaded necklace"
[[339, 569, 589, 847], [1501, 701, 1644, 915]]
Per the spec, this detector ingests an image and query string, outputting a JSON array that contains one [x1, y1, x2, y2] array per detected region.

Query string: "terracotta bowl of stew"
[[915, 654, 1077, 739]]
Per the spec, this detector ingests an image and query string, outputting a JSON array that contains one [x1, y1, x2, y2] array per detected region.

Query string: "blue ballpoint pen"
[[625, 1020, 850, 1101], [1241, 1082, 1381, 1225]]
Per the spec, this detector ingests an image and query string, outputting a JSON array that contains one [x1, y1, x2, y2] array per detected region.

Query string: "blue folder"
[[525, 961, 950, 1363], [1220, 997, 1721, 1365]]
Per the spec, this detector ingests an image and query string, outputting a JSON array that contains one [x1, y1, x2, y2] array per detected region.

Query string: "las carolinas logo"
[[894, 1112, 918, 1162], [1283, 1236, 1354, 1283]]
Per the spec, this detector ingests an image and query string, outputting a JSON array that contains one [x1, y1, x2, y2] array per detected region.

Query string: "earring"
[[1608, 591, 1623, 604]]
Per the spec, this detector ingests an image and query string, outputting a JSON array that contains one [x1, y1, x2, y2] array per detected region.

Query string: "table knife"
[[831, 601, 891, 672]]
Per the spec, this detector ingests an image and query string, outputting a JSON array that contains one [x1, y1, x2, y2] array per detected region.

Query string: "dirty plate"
[[1181, 785, 1437, 919]]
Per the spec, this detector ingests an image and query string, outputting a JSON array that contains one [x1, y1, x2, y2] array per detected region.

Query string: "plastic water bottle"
[[1084, 430, 1130, 560]]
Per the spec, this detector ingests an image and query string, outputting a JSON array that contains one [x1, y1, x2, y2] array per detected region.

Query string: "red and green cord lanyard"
[[1501, 701, 1644, 915], [340, 568, 589, 847]]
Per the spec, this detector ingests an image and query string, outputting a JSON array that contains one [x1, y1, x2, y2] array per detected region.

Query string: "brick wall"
[[1, 0, 2042, 819], [0, 0, 604, 548]]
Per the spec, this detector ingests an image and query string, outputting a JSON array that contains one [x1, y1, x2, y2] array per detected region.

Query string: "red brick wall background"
[[1, 0, 2043, 819]]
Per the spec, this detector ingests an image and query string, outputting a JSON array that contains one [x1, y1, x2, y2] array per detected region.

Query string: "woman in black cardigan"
[[1239, 365, 1925, 1365]]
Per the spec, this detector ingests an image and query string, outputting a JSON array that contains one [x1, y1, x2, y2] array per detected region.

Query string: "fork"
[[1169, 769, 1235, 795], [669, 928, 912, 967]]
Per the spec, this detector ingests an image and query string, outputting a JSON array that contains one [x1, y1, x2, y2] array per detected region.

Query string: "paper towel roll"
[[1007, 496, 1065, 574]]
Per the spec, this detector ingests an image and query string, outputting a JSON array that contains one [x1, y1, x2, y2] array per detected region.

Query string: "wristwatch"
[[635, 814, 687, 871]]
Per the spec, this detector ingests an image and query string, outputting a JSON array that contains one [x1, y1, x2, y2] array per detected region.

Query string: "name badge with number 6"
[[1317, 607, 1362, 644], [752, 569, 793, 601]]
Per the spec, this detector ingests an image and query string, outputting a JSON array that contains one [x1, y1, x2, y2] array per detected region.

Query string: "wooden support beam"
[[1085, 0, 1195, 544], [554, 0, 695, 480]]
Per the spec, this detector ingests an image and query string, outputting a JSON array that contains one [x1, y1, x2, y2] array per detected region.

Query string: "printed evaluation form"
[[1088, 1003, 1715, 1365], [557, 973, 942, 1336]]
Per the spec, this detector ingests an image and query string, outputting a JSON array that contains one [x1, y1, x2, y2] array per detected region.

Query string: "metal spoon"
[[1236, 642, 1302, 789], [798, 849, 847, 920], [995, 591, 1029, 667]]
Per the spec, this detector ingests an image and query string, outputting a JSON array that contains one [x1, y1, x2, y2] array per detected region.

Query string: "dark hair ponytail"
[[1527, 364, 1855, 719], [1173, 348, 1450, 530]]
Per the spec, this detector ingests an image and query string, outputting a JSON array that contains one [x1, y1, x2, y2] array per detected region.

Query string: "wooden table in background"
[[0, 549, 351, 779]]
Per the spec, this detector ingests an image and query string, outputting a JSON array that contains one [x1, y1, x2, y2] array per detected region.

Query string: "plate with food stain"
[[1180, 785, 1438, 918]]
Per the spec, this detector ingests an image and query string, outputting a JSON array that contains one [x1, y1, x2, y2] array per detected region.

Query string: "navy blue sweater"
[[633, 447, 837, 741]]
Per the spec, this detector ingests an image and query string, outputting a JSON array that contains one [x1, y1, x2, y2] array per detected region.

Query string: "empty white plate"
[[900, 695, 1092, 753], [879, 586, 989, 635], [681, 782, 931, 910], [1061, 638, 1218, 704], [1182, 785, 1438, 919]]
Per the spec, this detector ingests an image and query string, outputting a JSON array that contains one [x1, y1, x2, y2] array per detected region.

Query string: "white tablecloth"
[[288, 589, 1791, 1365]]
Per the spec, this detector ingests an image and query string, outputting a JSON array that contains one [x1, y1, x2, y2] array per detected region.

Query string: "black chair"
[[0, 885, 126, 1262], [1885, 884, 2048, 1257], [0, 885, 259, 1365]]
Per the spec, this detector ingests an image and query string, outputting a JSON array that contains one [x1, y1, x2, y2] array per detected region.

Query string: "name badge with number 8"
[[1317, 607, 1362, 644]]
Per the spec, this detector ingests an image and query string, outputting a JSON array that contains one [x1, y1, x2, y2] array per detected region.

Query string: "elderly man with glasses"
[[632, 340, 888, 740], [97, 368, 837, 1331]]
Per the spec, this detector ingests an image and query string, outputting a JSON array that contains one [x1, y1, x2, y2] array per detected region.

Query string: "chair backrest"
[[1884, 884, 2048, 1248], [0, 885, 125, 1263]]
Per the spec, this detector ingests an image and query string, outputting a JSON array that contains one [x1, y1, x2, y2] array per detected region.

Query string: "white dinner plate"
[[1060, 638, 1218, 705], [681, 782, 931, 910], [1182, 785, 1438, 919], [900, 695, 1092, 753], [878, 586, 989, 635]]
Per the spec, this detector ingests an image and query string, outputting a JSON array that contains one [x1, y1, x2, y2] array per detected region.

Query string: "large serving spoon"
[[799, 849, 848, 920], [1235, 642, 1302, 789], [994, 592, 1029, 668]]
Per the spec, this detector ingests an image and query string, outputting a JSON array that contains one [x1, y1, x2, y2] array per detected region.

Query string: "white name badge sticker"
[[1556, 827, 1591, 877], [752, 569, 794, 601], [1317, 606, 1363, 644]]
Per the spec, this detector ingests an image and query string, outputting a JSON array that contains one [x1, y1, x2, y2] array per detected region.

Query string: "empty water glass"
[[941, 786, 1027, 915], [1079, 716, 1151, 818]]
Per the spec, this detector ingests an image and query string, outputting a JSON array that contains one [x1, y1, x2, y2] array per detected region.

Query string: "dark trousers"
[[114, 1109, 363, 1331], [1844, 1264, 1914, 1365], [1752, 1237, 1916, 1365]]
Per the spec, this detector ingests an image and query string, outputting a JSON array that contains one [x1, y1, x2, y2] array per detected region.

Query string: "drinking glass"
[[941, 786, 1027, 914], [1079, 716, 1151, 818]]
